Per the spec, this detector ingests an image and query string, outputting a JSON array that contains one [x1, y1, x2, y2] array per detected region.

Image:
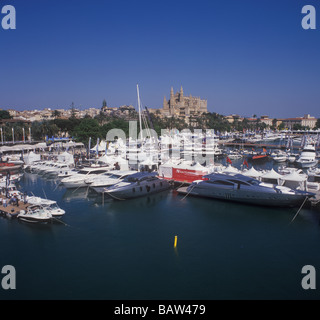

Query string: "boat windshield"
[[302, 149, 316, 153], [48, 203, 59, 210], [124, 176, 138, 182], [77, 170, 89, 175], [246, 179, 260, 186], [108, 174, 122, 179], [89, 170, 108, 175]]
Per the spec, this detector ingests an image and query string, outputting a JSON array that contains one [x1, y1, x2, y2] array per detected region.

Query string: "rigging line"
[[53, 181, 61, 192], [103, 191, 126, 201], [51, 216, 69, 227], [180, 184, 196, 201], [290, 196, 309, 224]]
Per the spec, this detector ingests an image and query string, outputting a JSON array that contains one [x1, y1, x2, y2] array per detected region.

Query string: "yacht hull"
[[105, 180, 171, 200], [295, 160, 318, 169], [177, 186, 311, 208]]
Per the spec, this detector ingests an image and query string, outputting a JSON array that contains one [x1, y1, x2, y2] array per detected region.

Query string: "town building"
[[224, 114, 244, 123], [280, 114, 317, 129]]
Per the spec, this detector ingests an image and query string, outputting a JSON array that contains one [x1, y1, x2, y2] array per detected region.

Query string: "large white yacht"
[[88, 170, 138, 193], [104, 172, 171, 200], [295, 144, 318, 168], [60, 166, 111, 188], [42, 163, 74, 178], [177, 172, 314, 207]]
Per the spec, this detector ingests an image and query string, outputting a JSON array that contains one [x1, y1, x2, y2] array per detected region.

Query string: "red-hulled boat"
[[248, 153, 269, 162]]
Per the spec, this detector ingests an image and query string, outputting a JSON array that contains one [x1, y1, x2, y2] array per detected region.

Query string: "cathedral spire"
[[163, 96, 168, 110], [169, 86, 175, 109], [179, 86, 184, 102]]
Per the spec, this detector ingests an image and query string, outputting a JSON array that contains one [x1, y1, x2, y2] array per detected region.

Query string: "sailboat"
[[127, 85, 159, 166]]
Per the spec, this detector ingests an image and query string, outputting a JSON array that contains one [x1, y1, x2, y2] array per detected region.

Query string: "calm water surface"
[[1, 164, 320, 300]]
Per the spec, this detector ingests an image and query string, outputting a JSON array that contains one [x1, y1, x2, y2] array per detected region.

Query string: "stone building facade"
[[280, 114, 317, 129], [162, 87, 207, 118]]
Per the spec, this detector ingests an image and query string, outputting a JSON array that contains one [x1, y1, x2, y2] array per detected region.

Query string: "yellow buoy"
[[174, 235, 178, 248]]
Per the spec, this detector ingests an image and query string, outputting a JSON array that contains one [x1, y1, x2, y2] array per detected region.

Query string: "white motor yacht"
[[295, 144, 318, 168], [57, 168, 79, 179], [177, 172, 314, 207], [226, 149, 243, 160], [307, 167, 320, 192], [26, 196, 65, 217], [60, 166, 111, 188], [104, 171, 171, 200], [43, 163, 74, 178], [17, 205, 52, 223], [88, 170, 138, 193], [28, 161, 47, 173], [270, 149, 287, 163]]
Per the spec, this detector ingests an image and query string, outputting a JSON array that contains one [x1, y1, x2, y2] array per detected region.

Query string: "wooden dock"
[[0, 195, 29, 218]]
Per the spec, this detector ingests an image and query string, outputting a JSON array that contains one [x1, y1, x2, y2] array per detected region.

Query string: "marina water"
[[1, 159, 320, 300]]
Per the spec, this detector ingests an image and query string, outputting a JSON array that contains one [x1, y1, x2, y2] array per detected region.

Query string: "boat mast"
[[136, 84, 143, 141]]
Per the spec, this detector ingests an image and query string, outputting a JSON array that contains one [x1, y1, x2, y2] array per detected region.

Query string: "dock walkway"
[[0, 195, 29, 218]]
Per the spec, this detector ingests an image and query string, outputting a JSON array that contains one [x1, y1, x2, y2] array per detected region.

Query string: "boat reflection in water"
[[177, 172, 314, 208]]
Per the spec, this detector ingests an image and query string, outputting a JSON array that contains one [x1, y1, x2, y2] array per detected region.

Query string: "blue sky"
[[0, 0, 319, 118]]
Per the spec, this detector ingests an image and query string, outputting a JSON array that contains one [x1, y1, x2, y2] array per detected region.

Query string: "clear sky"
[[0, 0, 319, 118]]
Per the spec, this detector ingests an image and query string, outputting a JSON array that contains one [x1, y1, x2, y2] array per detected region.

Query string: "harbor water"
[[1, 159, 320, 300]]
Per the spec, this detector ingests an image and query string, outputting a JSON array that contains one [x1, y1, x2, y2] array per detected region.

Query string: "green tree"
[[31, 120, 60, 140], [72, 118, 101, 143], [95, 110, 108, 126], [0, 110, 12, 119], [70, 102, 77, 119], [277, 122, 285, 130], [292, 123, 302, 130], [271, 118, 278, 130], [52, 110, 61, 119]]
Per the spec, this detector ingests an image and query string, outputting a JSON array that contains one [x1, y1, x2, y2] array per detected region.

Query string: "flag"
[[226, 156, 232, 164], [263, 147, 267, 153], [243, 159, 249, 168]]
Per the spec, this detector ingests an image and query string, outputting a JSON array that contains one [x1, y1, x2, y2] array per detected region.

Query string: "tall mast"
[[136, 84, 143, 140]]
